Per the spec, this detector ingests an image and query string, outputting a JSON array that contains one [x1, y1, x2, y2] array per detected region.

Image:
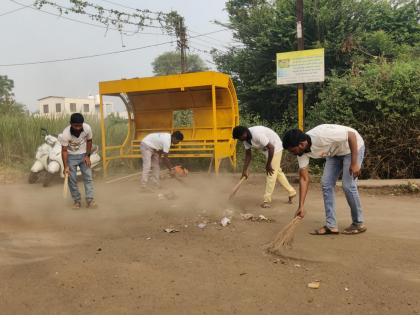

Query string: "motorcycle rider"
[[59, 113, 97, 209]]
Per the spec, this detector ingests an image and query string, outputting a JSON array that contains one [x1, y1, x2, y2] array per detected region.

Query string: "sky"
[[0, 0, 233, 112]]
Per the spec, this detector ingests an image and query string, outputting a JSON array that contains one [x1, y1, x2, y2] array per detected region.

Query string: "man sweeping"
[[140, 131, 184, 190], [282, 124, 367, 235], [233, 126, 296, 208], [60, 113, 97, 209]]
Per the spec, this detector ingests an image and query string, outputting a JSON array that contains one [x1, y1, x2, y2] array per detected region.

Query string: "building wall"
[[38, 97, 65, 116], [63, 98, 96, 115], [38, 96, 117, 118]]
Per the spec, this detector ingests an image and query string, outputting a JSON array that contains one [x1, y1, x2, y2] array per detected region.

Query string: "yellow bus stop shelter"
[[98, 71, 239, 175]]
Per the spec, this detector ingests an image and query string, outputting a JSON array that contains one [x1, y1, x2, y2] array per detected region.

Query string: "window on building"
[[56, 103, 61, 113], [95, 104, 100, 113], [84, 104, 89, 112], [43, 104, 49, 114], [70, 103, 76, 112]]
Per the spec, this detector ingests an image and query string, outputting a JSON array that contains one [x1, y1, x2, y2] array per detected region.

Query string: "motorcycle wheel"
[[28, 172, 39, 184]]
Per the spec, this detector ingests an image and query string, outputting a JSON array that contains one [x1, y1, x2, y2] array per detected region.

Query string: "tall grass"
[[0, 112, 299, 174], [0, 114, 127, 169]]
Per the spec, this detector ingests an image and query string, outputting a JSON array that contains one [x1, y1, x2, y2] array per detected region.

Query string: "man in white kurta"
[[283, 124, 366, 235], [233, 125, 296, 208]]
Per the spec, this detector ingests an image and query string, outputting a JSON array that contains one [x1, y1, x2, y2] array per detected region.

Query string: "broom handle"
[[105, 172, 142, 184], [63, 173, 68, 199], [228, 176, 246, 200]]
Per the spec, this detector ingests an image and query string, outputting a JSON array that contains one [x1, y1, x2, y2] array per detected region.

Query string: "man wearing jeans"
[[233, 126, 296, 208], [140, 131, 184, 189], [60, 113, 97, 209], [282, 124, 366, 235]]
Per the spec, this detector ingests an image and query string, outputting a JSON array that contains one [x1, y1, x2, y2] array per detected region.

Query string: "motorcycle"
[[28, 128, 56, 184], [29, 128, 101, 187]]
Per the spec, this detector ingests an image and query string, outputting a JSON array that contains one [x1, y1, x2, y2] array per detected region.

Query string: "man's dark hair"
[[232, 126, 248, 139], [70, 113, 84, 124], [282, 129, 307, 149], [172, 131, 184, 141]]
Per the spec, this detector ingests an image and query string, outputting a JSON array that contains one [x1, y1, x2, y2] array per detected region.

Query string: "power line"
[[189, 46, 212, 55], [0, 3, 29, 17], [0, 41, 175, 67], [189, 36, 228, 50], [189, 29, 243, 50], [189, 39, 228, 53], [10, 0, 164, 32], [34, 0, 164, 22], [189, 40, 216, 50], [98, 0, 161, 15], [189, 29, 232, 45], [188, 46, 217, 67], [0, 30, 229, 67]]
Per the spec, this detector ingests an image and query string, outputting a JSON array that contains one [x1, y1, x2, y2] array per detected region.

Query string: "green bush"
[[307, 56, 420, 178]]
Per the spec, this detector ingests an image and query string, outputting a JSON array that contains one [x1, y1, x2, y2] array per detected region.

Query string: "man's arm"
[[84, 139, 92, 167], [296, 167, 310, 218], [62, 146, 69, 175], [242, 149, 252, 178], [265, 143, 275, 176], [347, 131, 360, 178], [161, 153, 173, 171]]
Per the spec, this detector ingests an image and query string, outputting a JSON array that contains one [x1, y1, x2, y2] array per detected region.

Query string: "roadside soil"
[[1, 173, 419, 315]]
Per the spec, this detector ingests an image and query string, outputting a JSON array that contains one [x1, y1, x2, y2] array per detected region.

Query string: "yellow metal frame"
[[99, 71, 239, 176]]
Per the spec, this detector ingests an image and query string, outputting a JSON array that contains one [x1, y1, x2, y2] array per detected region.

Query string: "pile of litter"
[[240, 213, 274, 223], [157, 191, 177, 200]]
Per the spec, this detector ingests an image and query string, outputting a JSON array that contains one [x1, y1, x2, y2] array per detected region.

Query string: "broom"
[[267, 216, 302, 251], [228, 176, 246, 200], [63, 173, 69, 199]]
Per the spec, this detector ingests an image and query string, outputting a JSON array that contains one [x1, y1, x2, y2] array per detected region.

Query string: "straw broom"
[[267, 216, 302, 251]]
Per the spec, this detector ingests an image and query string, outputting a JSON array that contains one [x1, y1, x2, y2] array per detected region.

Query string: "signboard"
[[276, 48, 324, 85]]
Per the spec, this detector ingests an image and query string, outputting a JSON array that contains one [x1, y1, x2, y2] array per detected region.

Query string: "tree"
[[0, 75, 25, 115], [214, 0, 419, 179], [213, 0, 419, 123], [152, 51, 208, 76], [306, 51, 420, 178]]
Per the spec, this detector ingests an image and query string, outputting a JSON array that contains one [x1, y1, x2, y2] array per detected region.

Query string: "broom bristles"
[[268, 216, 302, 251]]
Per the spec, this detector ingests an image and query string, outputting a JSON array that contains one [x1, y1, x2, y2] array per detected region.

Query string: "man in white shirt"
[[140, 131, 184, 189], [60, 113, 96, 209], [233, 126, 296, 208], [282, 124, 366, 235]]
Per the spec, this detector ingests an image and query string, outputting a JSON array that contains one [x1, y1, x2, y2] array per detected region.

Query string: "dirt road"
[[1, 174, 419, 314]]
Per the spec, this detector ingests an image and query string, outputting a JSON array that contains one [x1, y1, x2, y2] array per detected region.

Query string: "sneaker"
[[72, 201, 81, 209], [86, 199, 98, 209]]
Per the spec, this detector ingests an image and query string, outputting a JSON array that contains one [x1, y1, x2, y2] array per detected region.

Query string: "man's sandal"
[[260, 202, 271, 208], [342, 224, 367, 235], [72, 201, 81, 210], [288, 193, 297, 204], [310, 226, 339, 235]]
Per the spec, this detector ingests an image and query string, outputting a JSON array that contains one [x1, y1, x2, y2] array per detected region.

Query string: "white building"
[[37, 95, 118, 118]]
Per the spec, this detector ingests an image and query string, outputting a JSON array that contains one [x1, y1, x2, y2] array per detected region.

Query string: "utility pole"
[[296, 0, 304, 130], [177, 17, 188, 73]]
